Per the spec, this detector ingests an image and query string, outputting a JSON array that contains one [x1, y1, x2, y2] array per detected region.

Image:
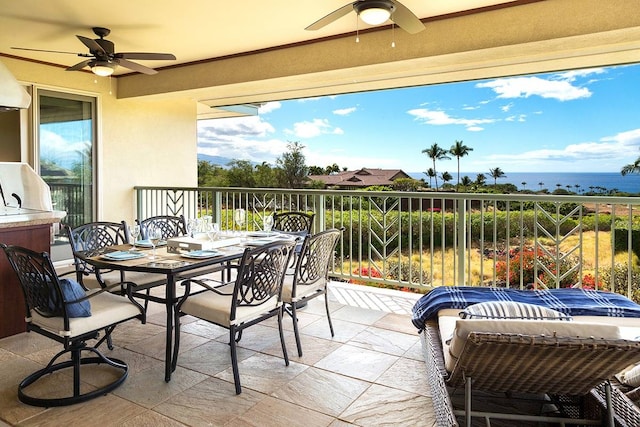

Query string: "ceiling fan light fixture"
[[90, 61, 116, 77], [355, 0, 395, 26]]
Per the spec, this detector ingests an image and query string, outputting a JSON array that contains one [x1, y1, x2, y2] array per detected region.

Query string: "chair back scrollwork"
[[137, 215, 187, 240], [272, 211, 314, 235]]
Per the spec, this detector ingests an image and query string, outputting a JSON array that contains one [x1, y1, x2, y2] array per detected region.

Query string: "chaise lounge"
[[412, 286, 640, 426]]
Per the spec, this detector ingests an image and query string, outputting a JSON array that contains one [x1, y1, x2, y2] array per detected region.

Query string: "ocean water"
[[409, 172, 640, 194]]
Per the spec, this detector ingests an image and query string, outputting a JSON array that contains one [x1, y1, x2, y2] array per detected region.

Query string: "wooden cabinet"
[[0, 224, 51, 338]]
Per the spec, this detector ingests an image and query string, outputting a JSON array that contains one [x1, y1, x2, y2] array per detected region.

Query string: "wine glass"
[[263, 215, 274, 234], [206, 223, 220, 241], [186, 218, 198, 238], [234, 208, 246, 232], [129, 224, 140, 251], [148, 226, 162, 260]]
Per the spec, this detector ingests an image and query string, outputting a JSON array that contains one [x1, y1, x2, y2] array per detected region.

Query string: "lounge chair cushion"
[[460, 300, 571, 321], [621, 364, 640, 387], [445, 318, 622, 372]]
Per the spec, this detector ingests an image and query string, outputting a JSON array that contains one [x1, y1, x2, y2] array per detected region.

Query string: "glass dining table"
[[77, 232, 294, 382]]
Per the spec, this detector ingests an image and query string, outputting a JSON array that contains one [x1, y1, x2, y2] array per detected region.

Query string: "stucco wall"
[[2, 57, 197, 225]]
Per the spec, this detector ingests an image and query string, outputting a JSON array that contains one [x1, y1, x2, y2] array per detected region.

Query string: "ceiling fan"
[[306, 0, 425, 34], [12, 27, 176, 76]]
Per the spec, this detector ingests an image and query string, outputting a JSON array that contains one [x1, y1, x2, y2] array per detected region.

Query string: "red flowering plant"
[[349, 266, 383, 285], [581, 273, 608, 291], [495, 246, 579, 288]]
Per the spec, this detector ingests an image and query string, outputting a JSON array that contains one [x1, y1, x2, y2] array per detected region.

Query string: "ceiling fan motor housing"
[[353, 0, 396, 16]]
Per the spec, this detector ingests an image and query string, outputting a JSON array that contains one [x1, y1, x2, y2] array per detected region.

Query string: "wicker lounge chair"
[[421, 318, 640, 426], [413, 287, 640, 426]]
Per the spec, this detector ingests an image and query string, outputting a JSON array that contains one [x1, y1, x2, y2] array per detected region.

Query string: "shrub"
[[386, 258, 431, 284], [598, 263, 640, 302], [495, 247, 579, 288]]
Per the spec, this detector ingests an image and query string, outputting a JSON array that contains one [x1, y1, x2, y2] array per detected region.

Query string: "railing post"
[[456, 198, 467, 286], [214, 190, 222, 225], [314, 194, 325, 232], [135, 187, 143, 221]]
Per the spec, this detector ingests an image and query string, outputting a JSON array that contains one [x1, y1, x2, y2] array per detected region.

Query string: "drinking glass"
[[263, 215, 273, 234], [148, 226, 162, 260], [129, 224, 140, 251], [234, 208, 246, 232]]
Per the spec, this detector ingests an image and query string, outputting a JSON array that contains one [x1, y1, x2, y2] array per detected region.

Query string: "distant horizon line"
[[409, 171, 626, 175]]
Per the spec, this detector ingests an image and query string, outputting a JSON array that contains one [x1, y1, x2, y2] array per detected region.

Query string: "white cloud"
[[501, 103, 514, 112], [556, 68, 605, 82], [505, 114, 527, 122], [198, 116, 275, 144], [198, 136, 287, 165], [484, 128, 640, 166], [197, 117, 283, 164], [258, 101, 281, 114], [407, 108, 496, 131], [333, 107, 356, 116], [285, 118, 342, 138], [476, 76, 592, 101]]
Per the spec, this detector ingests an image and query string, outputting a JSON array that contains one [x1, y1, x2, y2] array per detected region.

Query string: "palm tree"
[[521, 181, 527, 190], [440, 171, 453, 187], [622, 153, 640, 176], [538, 182, 544, 190], [422, 143, 450, 191], [424, 168, 436, 188], [475, 173, 486, 187], [449, 140, 473, 191], [488, 167, 506, 185], [460, 175, 473, 190]]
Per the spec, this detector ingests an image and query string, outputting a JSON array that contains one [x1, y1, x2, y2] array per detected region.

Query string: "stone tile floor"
[[0, 283, 435, 426]]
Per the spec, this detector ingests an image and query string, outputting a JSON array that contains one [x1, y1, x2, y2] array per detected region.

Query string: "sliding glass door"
[[37, 90, 96, 254]]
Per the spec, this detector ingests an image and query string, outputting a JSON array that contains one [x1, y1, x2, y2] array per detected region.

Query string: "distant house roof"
[[308, 168, 411, 188]]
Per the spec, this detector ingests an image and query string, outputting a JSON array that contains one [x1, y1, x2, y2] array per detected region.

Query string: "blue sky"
[[198, 63, 640, 175]]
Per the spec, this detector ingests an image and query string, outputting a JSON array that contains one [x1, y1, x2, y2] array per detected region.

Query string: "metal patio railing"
[[135, 186, 640, 301]]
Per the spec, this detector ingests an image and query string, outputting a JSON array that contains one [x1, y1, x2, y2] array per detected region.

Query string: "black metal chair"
[[281, 228, 342, 356], [174, 239, 296, 394], [65, 221, 130, 290], [137, 214, 187, 240], [66, 221, 166, 315], [0, 243, 145, 407], [136, 214, 227, 302], [272, 211, 315, 235]]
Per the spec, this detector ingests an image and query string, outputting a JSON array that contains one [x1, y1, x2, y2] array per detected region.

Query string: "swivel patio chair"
[[0, 243, 145, 407], [282, 228, 342, 356], [174, 239, 296, 394]]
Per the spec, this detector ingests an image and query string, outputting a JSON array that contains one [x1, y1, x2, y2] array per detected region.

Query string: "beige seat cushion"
[[180, 284, 280, 327], [281, 275, 325, 302], [31, 290, 142, 339], [445, 318, 622, 372], [79, 269, 166, 290]]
